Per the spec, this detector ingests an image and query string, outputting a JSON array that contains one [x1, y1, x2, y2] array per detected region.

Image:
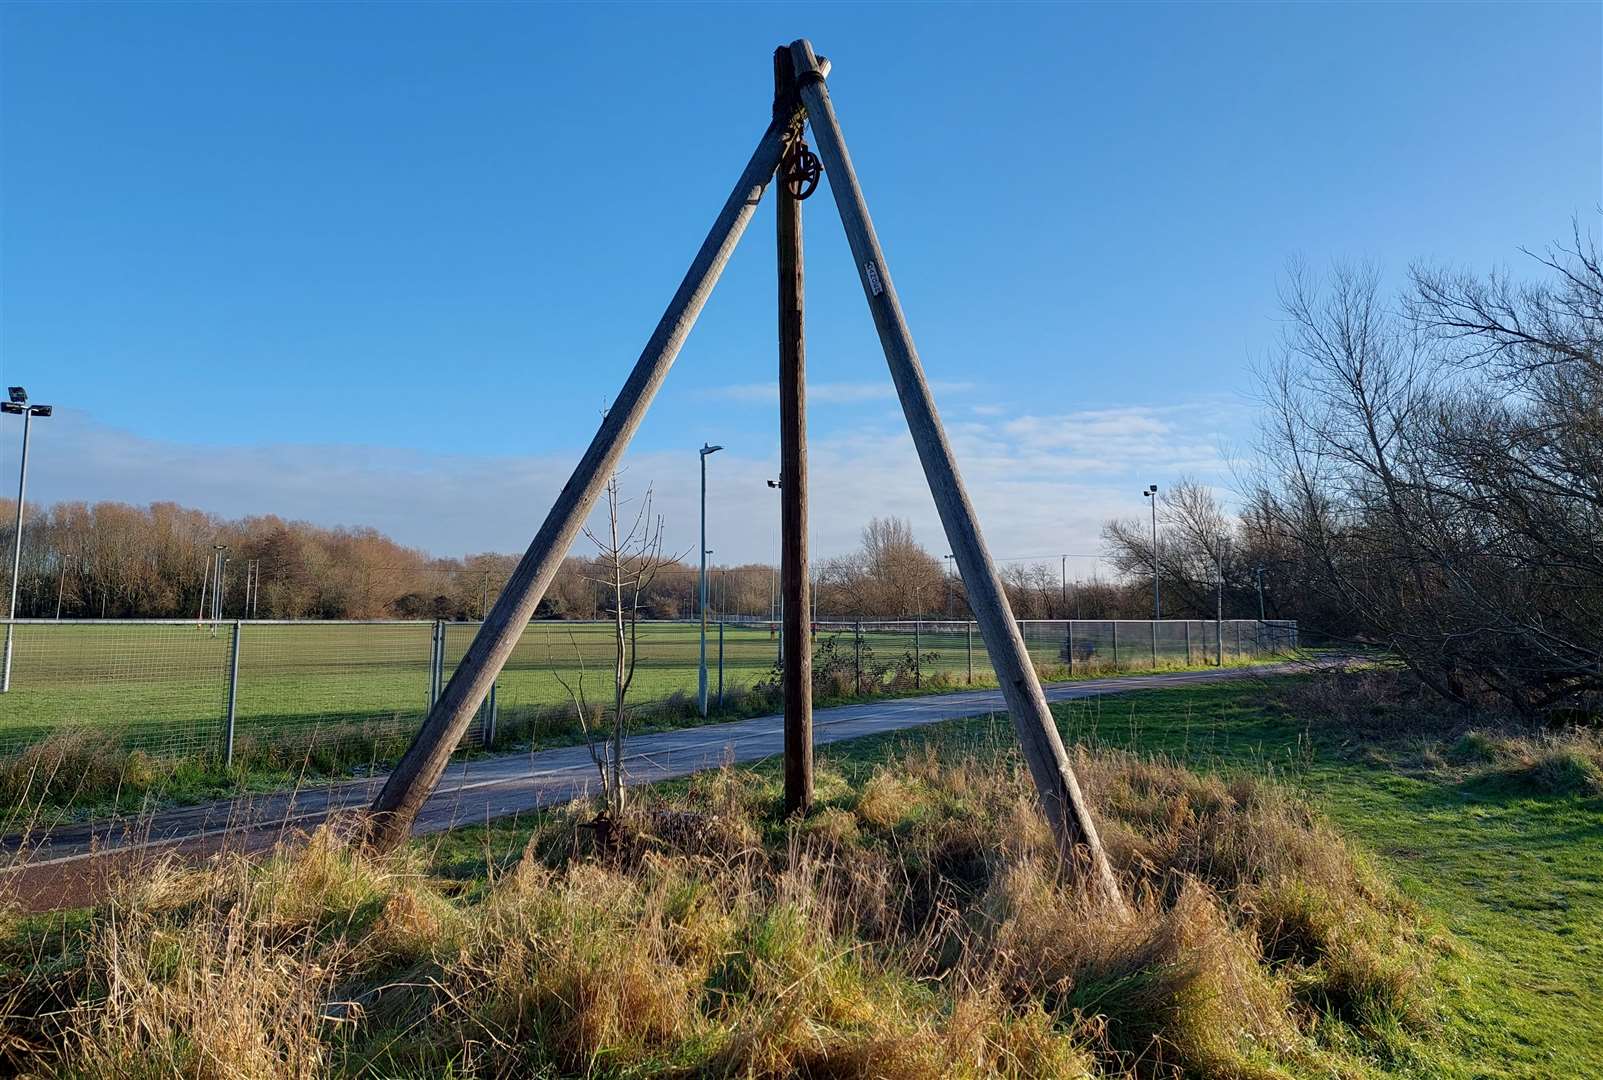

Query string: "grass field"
[[0, 618, 1290, 767]]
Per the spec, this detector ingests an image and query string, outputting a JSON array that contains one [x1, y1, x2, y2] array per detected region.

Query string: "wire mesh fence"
[[0, 617, 1296, 766]]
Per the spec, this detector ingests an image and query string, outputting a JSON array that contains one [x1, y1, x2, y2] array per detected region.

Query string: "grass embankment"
[[7, 668, 1581, 1076], [16, 668, 1589, 1077], [2, 719, 1431, 1077], [1035, 674, 1603, 1078]]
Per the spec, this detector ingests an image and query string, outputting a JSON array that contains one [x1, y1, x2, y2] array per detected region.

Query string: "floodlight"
[[701, 443, 723, 456], [0, 403, 21, 416], [767, 478, 780, 488], [6, 388, 25, 405], [31, 406, 51, 417]]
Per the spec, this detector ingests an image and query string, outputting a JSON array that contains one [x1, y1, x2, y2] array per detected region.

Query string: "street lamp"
[[2, 387, 53, 692], [698, 442, 723, 717], [1142, 484, 1160, 619]]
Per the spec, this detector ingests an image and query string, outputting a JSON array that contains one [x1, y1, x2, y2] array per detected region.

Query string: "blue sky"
[[2, 2, 1597, 569]]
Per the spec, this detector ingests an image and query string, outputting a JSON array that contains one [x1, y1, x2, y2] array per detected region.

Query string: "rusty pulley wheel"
[[782, 131, 822, 200]]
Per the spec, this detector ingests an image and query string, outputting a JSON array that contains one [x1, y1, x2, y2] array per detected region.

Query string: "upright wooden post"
[[363, 116, 792, 852], [789, 39, 1124, 910], [776, 49, 813, 817]]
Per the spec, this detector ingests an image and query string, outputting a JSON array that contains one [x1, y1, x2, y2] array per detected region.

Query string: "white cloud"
[[15, 398, 1249, 574]]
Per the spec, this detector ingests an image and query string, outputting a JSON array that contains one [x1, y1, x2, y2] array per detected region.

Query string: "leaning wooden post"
[[789, 39, 1125, 910], [362, 116, 792, 852], [775, 49, 814, 817]]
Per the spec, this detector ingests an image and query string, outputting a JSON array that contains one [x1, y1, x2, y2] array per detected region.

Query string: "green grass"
[[0, 618, 1291, 818], [1038, 684, 1602, 1078], [425, 677, 1602, 1078], [1, 620, 1285, 755]]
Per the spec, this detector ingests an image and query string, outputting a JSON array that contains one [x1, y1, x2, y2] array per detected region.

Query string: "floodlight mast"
[[1143, 484, 1160, 618], [698, 442, 723, 717], [2, 388, 53, 692]]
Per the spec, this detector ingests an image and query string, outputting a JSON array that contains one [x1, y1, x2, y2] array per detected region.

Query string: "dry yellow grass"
[[0, 737, 1432, 1079]]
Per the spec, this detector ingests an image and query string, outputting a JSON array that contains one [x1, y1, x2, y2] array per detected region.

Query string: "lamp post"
[[943, 553, 954, 618], [2, 388, 53, 691], [1142, 485, 1160, 618], [1215, 544, 1225, 666], [698, 442, 723, 716]]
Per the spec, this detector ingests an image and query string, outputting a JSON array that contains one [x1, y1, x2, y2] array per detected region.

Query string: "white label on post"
[[864, 261, 884, 296]]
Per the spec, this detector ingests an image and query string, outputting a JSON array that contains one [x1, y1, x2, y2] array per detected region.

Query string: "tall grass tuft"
[[0, 736, 1433, 1078]]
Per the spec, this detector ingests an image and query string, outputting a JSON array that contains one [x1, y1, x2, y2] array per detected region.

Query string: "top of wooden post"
[[789, 39, 828, 86]]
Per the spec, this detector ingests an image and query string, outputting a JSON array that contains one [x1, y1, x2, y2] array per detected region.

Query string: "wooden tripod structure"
[[364, 40, 1126, 911]]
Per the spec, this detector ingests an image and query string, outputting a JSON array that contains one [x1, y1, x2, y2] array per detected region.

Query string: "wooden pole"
[[776, 49, 813, 817], [789, 39, 1125, 910], [363, 116, 792, 851]]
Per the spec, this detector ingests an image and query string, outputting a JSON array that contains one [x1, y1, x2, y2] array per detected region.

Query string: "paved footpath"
[[1, 663, 1302, 909]]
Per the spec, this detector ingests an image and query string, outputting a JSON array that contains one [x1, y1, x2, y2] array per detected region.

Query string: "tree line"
[[4, 497, 1204, 625]]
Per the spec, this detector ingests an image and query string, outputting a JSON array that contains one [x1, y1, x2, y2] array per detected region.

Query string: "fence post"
[[1235, 620, 1242, 660], [914, 619, 921, 689], [223, 620, 241, 768], [427, 622, 435, 708], [718, 620, 725, 707], [1111, 621, 1119, 671], [1066, 619, 1073, 674], [854, 619, 863, 695], [481, 681, 498, 750], [1184, 620, 1191, 666], [1151, 619, 1158, 670], [966, 621, 973, 684]]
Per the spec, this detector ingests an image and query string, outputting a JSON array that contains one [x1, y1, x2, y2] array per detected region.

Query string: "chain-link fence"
[[0, 617, 1295, 766]]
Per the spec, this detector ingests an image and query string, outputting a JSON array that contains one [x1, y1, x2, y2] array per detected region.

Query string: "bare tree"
[[1245, 231, 1602, 712], [552, 477, 681, 822]]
